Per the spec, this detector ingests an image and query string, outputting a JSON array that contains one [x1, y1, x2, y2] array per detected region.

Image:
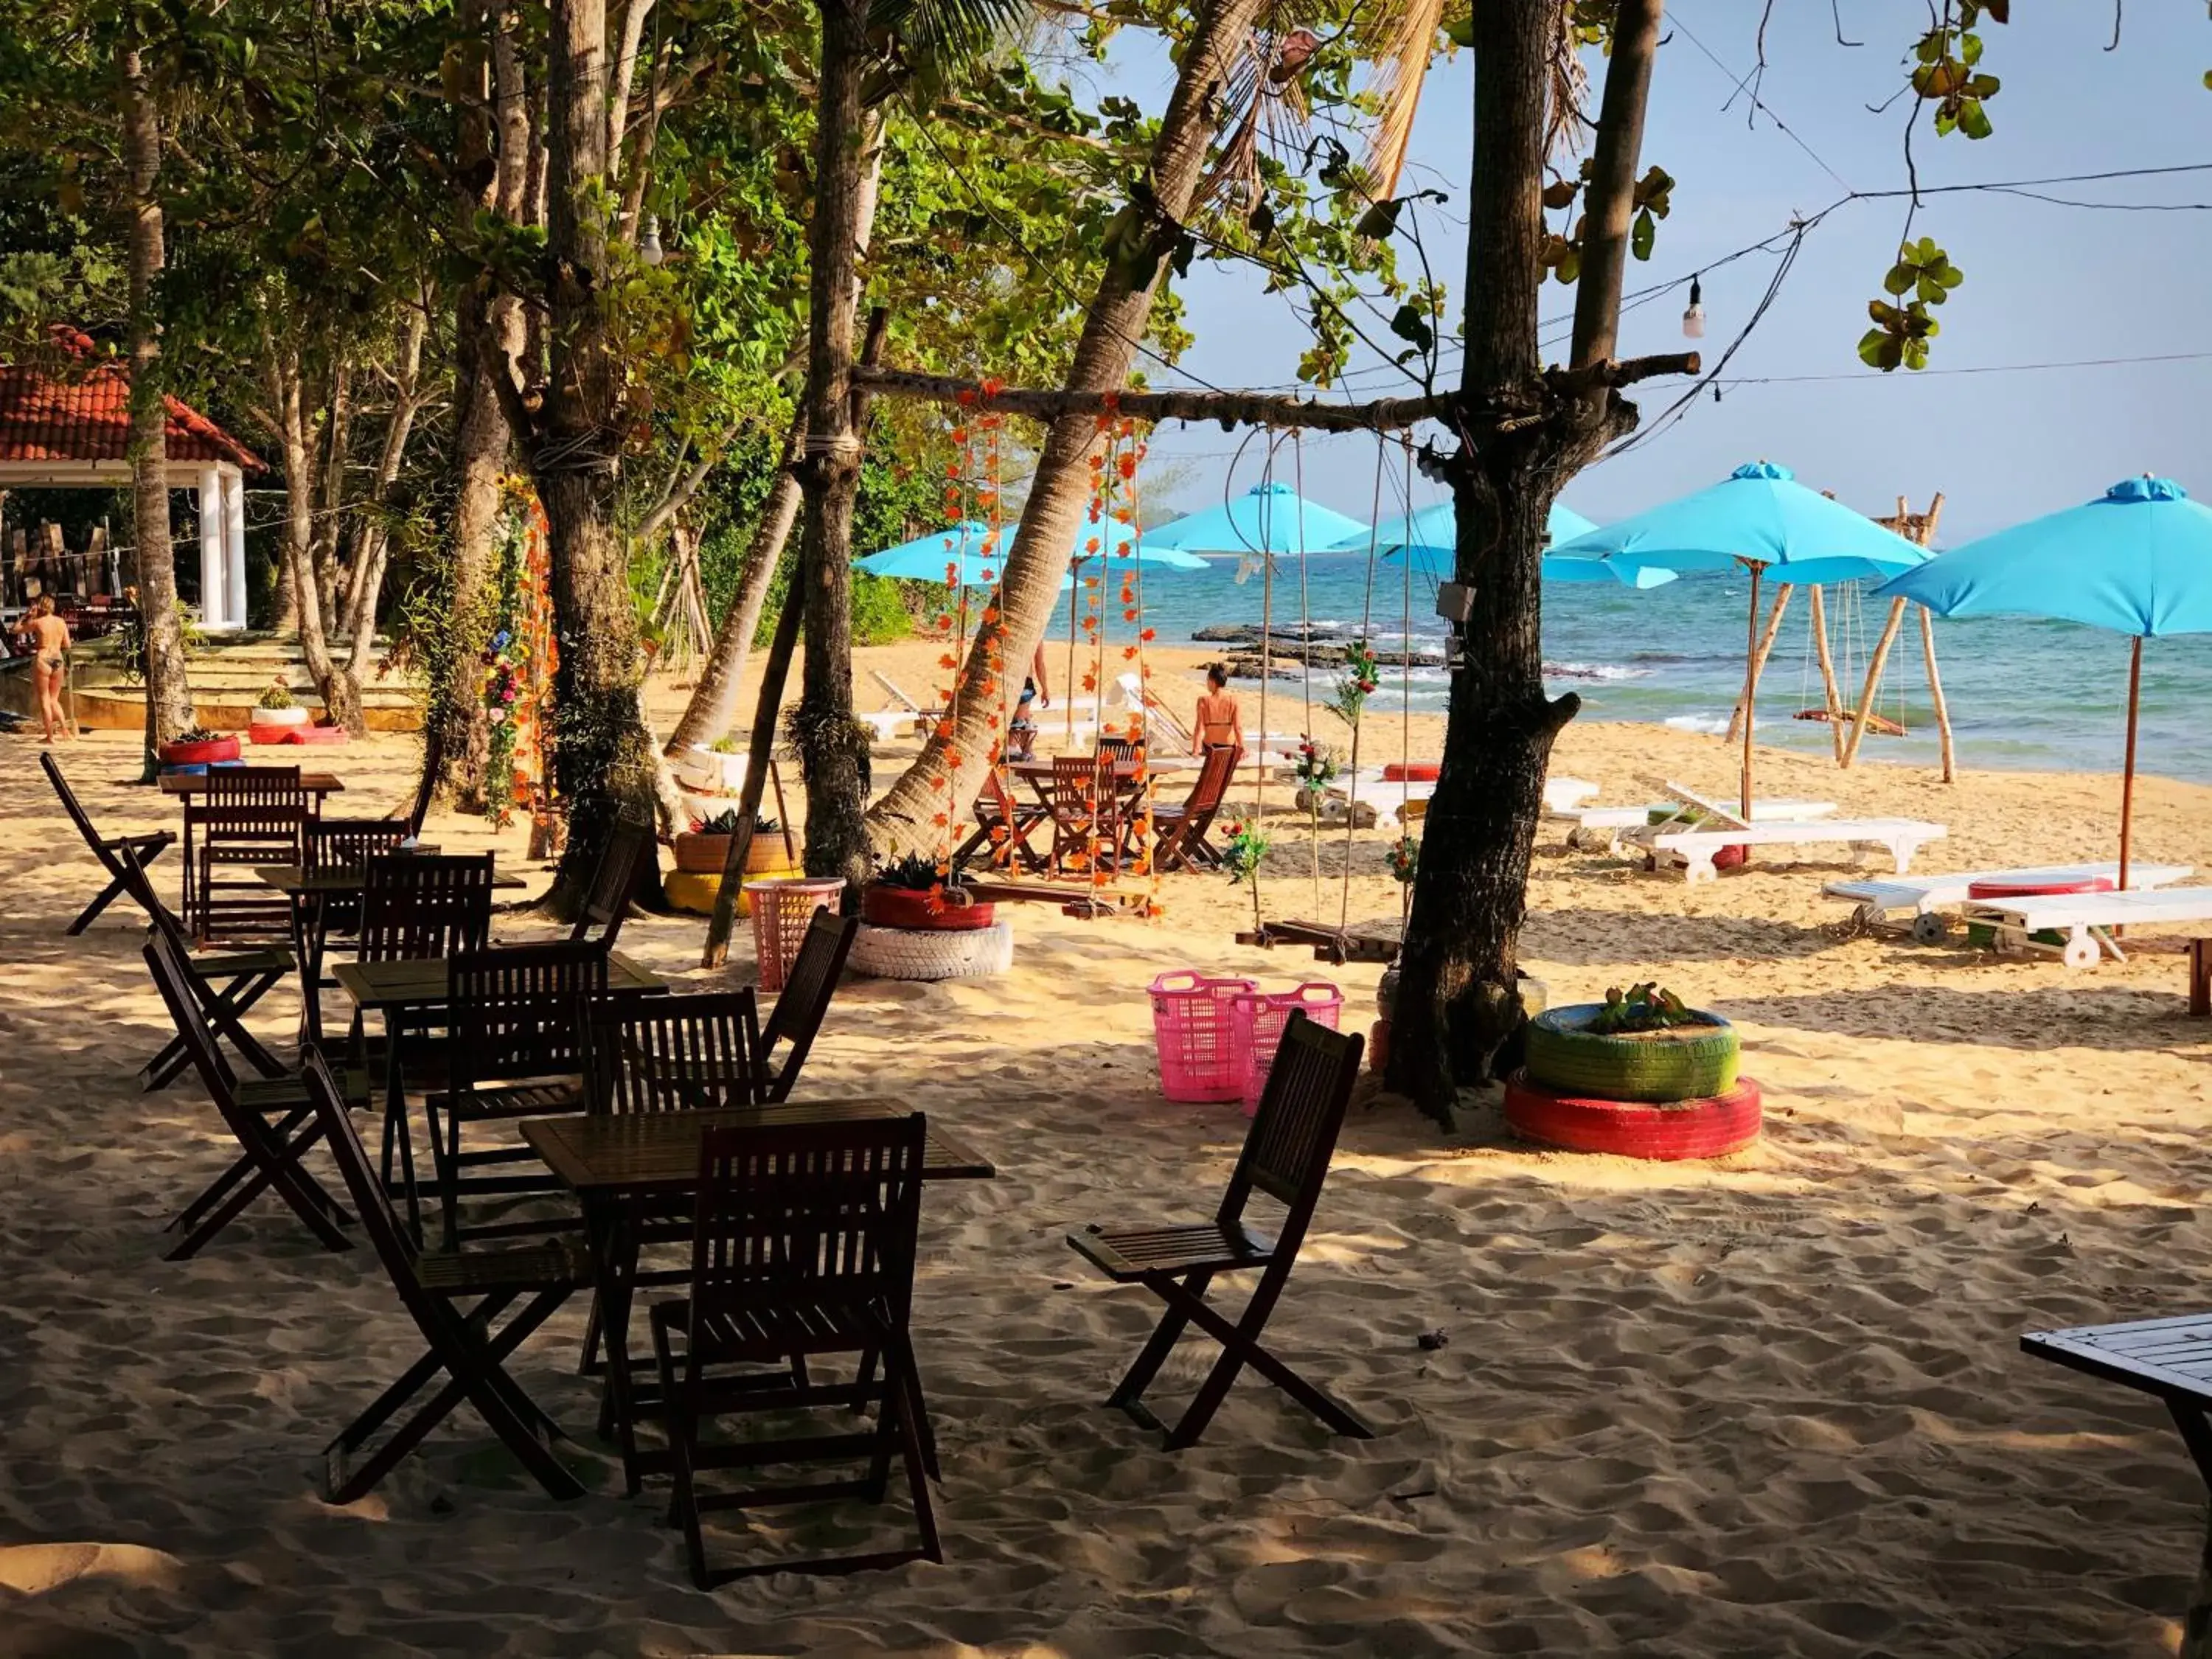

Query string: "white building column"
[[223, 469, 248, 628], [196, 467, 229, 630]]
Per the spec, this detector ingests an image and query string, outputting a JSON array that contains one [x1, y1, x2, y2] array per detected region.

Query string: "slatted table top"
[[2024, 1310, 2212, 1397], [333, 950, 664, 1010], [252, 863, 530, 895], [160, 771, 346, 796], [521, 1096, 996, 1193]]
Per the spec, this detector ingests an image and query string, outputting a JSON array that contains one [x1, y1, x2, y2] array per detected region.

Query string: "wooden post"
[[1840, 596, 1910, 770], [1919, 605, 1956, 783], [1807, 584, 1845, 762], [1726, 582, 1792, 744]]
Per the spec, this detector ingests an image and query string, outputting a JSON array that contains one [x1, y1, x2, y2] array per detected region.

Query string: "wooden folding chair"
[[951, 770, 1048, 873], [305, 817, 411, 938], [1152, 744, 1239, 874], [1069, 1012, 1373, 1450], [1046, 753, 1117, 875], [754, 909, 858, 1102], [571, 813, 655, 947], [585, 990, 763, 1117], [115, 843, 291, 1092], [425, 939, 608, 1250], [648, 1116, 940, 1585], [190, 766, 307, 944], [41, 751, 175, 935], [301, 1048, 591, 1503], [142, 927, 355, 1260]]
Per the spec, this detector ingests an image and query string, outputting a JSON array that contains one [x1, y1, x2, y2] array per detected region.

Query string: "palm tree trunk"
[[119, 38, 191, 773], [867, 0, 1267, 848]]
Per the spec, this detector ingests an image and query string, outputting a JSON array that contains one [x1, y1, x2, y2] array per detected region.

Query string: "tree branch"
[[850, 364, 1453, 433]]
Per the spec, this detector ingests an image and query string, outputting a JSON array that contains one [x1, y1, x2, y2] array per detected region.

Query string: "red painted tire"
[[1382, 761, 1440, 783], [860, 885, 996, 932], [1503, 1071, 1761, 1161], [1966, 876, 2112, 901]]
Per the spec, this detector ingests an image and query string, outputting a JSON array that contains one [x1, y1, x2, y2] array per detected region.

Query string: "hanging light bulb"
[[1682, 274, 1706, 339], [639, 215, 664, 267]]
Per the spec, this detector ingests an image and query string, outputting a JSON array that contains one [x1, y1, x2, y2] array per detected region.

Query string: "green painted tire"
[[1523, 1004, 1739, 1103]]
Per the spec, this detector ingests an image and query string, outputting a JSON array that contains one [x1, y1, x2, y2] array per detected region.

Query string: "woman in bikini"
[[23, 595, 72, 743], [1194, 663, 1244, 757]]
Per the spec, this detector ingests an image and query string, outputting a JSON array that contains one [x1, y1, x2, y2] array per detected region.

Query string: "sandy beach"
[[6, 640, 2212, 1658]]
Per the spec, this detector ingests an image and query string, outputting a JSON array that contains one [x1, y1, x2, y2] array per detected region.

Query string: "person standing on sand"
[[23, 595, 72, 743], [1194, 663, 1244, 757]]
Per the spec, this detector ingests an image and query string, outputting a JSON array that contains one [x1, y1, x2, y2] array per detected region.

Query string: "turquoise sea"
[[1121, 552, 2212, 785]]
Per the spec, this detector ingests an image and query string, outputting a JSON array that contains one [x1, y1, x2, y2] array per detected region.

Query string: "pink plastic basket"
[[742, 877, 845, 992], [1149, 970, 1259, 1103], [1230, 983, 1344, 1115]]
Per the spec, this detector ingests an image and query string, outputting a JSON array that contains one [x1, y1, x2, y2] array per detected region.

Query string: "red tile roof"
[[0, 327, 262, 471]]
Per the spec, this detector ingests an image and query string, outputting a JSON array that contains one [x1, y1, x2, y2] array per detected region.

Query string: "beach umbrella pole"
[[2121, 635, 2143, 892], [1740, 560, 1762, 821]]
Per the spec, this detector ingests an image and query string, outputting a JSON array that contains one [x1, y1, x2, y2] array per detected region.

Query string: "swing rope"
[[1337, 433, 1389, 936], [1293, 432, 1319, 914]]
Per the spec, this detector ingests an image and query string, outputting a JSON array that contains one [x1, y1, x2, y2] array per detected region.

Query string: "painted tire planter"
[[851, 919, 1013, 981], [1504, 1072, 1762, 1161], [158, 735, 240, 766], [250, 705, 310, 728], [1523, 1004, 1738, 1104], [672, 832, 787, 877], [860, 885, 997, 933], [1382, 760, 1440, 783]]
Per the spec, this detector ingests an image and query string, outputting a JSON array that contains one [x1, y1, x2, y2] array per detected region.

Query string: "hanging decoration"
[[480, 481, 557, 830], [929, 381, 1009, 875]]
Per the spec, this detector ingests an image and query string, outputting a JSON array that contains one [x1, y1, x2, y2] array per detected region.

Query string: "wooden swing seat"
[[1792, 707, 1906, 737], [1234, 919, 1398, 965]]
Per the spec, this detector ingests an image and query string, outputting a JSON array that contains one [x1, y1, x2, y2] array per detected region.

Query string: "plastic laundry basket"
[[742, 876, 845, 992], [1149, 970, 1259, 1103], [1231, 983, 1344, 1114]]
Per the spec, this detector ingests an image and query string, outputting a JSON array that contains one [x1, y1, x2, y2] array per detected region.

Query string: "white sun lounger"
[[1827, 862, 2194, 942], [1644, 818, 1945, 883], [1961, 884, 2212, 969], [1556, 796, 1838, 855]]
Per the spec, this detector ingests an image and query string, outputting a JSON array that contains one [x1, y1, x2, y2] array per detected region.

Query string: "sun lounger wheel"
[[2062, 936, 2100, 970], [1910, 912, 1952, 945]]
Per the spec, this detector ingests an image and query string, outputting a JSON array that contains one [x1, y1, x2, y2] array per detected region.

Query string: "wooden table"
[[160, 771, 345, 797], [1006, 757, 1161, 874], [521, 1097, 994, 1492], [335, 950, 668, 1242]]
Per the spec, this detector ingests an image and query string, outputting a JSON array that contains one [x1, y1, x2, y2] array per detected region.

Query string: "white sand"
[[4, 643, 2212, 1655]]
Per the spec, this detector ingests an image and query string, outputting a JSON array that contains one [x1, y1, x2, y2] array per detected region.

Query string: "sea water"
[[1114, 552, 2212, 784]]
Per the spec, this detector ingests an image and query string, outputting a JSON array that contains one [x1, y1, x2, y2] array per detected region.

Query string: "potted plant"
[[861, 852, 996, 932], [1524, 984, 1739, 1103], [249, 678, 310, 729], [157, 725, 240, 767], [674, 810, 788, 875]]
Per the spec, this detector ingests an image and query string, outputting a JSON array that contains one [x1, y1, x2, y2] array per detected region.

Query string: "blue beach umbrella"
[[1341, 498, 1674, 586], [860, 520, 1204, 588], [1876, 475, 2212, 884], [1147, 480, 1369, 556], [1548, 461, 1934, 814]]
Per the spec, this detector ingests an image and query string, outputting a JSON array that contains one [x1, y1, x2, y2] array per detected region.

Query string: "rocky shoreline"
[[1189, 622, 1446, 682]]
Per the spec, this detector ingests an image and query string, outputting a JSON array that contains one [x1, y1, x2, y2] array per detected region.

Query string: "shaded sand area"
[[7, 644, 2212, 1655]]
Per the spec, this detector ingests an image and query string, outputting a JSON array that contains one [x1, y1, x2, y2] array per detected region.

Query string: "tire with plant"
[[1503, 1073, 1762, 1161], [861, 851, 995, 932], [1524, 987, 1738, 1104]]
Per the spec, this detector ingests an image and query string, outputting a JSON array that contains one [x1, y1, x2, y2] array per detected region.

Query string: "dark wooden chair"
[[571, 813, 655, 947], [41, 751, 175, 934], [586, 990, 762, 1117], [647, 1116, 939, 1585], [753, 909, 858, 1102], [951, 770, 1048, 873], [425, 939, 608, 1250], [1097, 736, 1139, 765], [301, 1047, 591, 1503], [305, 817, 411, 937], [142, 926, 355, 1260], [1068, 1012, 1372, 1450], [1046, 753, 1117, 875], [1152, 745, 1239, 874], [189, 765, 307, 944], [114, 842, 291, 1092]]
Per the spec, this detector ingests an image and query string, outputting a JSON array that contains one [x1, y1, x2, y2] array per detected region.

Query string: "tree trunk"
[[661, 413, 803, 757], [119, 39, 191, 773], [1384, 0, 1662, 1118], [530, 0, 658, 910], [271, 349, 365, 734], [867, 0, 1267, 849], [789, 0, 878, 891], [435, 0, 527, 810], [313, 361, 352, 627], [338, 302, 430, 731]]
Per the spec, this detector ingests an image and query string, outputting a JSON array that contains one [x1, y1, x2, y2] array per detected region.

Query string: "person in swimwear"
[[1194, 662, 1244, 757], [22, 595, 72, 743]]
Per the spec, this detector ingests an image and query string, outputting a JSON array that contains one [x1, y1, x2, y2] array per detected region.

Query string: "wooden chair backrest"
[[116, 841, 193, 960], [1220, 1012, 1361, 1225], [1182, 745, 1239, 818], [357, 854, 493, 962], [978, 768, 1022, 821], [1097, 737, 1139, 765], [203, 766, 305, 810], [574, 815, 653, 945], [142, 925, 239, 1100], [587, 990, 760, 1115], [40, 752, 112, 865], [686, 1116, 926, 1323], [758, 909, 858, 1098], [1050, 754, 1106, 816], [447, 939, 610, 1090], [306, 817, 410, 875], [303, 1046, 419, 1278]]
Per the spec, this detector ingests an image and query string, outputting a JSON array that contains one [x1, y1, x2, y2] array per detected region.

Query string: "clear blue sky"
[[1096, 2, 2212, 543]]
